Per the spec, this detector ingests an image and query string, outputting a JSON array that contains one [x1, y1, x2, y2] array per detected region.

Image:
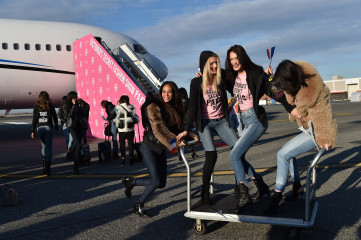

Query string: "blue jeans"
[[37, 126, 54, 163], [230, 108, 266, 186], [198, 117, 239, 151], [111, 122, 118, 153], [275, 132, 317, 192], [135, 143, 167, 203], [63, 124, 73, 149]]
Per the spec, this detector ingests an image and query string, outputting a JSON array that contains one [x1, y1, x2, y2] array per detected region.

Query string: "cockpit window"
[[133, 44, 148, 54]]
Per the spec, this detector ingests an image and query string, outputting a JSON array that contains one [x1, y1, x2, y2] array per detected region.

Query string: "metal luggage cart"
[[179, 144, 326, 235]]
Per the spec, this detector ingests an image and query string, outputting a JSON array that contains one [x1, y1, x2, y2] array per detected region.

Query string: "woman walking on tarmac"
[[101, 100, 119, 160], [31, 91, 58, 176], [177, 51, 261, 206], [115, 95, 139, 165], [63, 91, 84, 174], [122, 81, 198, 217], [263, 60, 337, 215], [225, 45, 296, 213]]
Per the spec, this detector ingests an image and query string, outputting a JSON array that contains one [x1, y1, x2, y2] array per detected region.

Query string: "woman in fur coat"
[[264, 60, 337, 215], [122, 81, 198, 217]]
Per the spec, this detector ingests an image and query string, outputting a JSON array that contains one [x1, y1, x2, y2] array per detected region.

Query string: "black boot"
[[253, 177, 270, 199], [237, 183, 253, 213], [74, 161, 80, 174], [45, 162, 51, 176], [201, 184, 210, 205], [42, 159, 46, 174], [133, 201, 152, 217], [285, 181, 304, 201], [122, 177, 135, 198], [263, 191, 284, 215], [201, 151, 217, 205], [234, 177, 241, 200]]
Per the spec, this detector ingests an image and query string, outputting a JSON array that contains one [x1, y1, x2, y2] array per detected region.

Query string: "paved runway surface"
[[0, 102, 360, 240]]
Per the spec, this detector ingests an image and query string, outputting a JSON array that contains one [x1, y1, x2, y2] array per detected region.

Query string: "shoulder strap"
[[120, 105, 133, 117]]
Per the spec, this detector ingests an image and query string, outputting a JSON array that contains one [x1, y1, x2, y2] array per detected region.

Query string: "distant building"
[[324, 76, 361, 101]]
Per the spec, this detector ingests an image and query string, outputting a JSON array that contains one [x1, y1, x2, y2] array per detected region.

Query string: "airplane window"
[[66, 45, 72, 51], [56, 44, 61, 51], [25, 43, 30, 50], [46, 44, 51, 51], [133, 44, 148, 54], [2, 43, 8, 50], [35, 44, 41, 51]]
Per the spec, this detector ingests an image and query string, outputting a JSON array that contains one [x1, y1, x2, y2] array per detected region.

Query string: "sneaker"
[[122, 177, 135, 198], [133, 201, 152, 218]]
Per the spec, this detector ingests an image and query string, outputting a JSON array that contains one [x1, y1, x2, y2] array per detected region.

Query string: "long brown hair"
[[36, 91, 52, 111], [159, 81, 185, 129]]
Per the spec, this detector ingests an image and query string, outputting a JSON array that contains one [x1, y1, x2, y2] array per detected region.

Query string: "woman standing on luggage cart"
[[31, 91, 58, 176], [63, 91, 84, 174], [115, 95, 139, 165], [122, 81, 198, 217], [263, 60, 337, 215], [225, 45, 297, 213], [101, 100, 119, 160], [177, 51, 261, 206]]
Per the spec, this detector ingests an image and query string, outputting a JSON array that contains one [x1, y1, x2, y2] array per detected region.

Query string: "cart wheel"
[[193, 221, 207, 235]]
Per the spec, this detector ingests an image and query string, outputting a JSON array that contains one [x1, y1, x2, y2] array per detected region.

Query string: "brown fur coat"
[[147, 103, 196, 151], [286, 61, 337, 148]]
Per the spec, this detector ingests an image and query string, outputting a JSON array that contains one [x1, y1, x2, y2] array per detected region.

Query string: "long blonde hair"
[[201, 55, 222, 93]]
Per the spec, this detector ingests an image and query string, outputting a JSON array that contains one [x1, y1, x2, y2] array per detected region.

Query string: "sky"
[[0, 0, 360, 91]]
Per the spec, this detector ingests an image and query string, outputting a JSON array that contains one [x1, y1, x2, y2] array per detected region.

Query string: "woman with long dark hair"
[[63, 91, 84, 174], [263, 60, 337, 215], [224, 45, 296, 213], [122, 81, 198, 217], [31, 91, 58, 176]]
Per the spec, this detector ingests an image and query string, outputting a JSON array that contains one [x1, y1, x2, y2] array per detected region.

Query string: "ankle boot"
[[46, 162, 51, 176], [253, 177, 270, 199], [122, 177, 135, 198], [237, 183, 253, 213], [285, 181, 304, 201], [263, 191, 284, 215], [133, 201, 152, 217]]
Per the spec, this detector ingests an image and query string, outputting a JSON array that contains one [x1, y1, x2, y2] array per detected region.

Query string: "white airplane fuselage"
[[0, 19, 167, 110]]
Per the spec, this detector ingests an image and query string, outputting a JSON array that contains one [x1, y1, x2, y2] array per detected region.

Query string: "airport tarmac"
[[0, 102, 360, 240]]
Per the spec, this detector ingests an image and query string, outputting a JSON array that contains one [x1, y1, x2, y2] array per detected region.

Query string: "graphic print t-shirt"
[[202, 85, 224, 119], [233, 73, 254, 111], [39, 111, 48, 123]]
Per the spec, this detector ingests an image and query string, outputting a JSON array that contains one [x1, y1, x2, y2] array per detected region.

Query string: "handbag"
[[66, 117, 73, 128], [3, 184, 19, 206], [104, 123, 112, 136]]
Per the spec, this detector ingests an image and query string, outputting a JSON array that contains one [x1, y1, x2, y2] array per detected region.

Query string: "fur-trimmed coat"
[[145, 102, 197, 152], [286, 61, 337, 148]]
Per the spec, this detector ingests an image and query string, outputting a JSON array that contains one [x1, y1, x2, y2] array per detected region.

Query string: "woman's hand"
[[72, 98, 76, 104], [321, 144, 332, 151], [265, 65, 273, 76], [196, 72, 202, 78], [290, 108, 302, 119], [176, 131, 188, 141], [31, 133, 35, 139]]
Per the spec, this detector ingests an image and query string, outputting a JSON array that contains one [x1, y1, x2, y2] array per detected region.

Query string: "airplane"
[[0, 18, 168, 115]]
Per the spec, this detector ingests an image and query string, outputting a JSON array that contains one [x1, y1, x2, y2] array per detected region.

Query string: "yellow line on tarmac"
[[1, 162, 359, 179]]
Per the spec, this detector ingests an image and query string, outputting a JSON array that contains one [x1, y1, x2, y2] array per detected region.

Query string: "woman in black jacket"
[[31, 91, 58, 176], [63, 91, 84, 174], [225, 45, 297, 212]]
